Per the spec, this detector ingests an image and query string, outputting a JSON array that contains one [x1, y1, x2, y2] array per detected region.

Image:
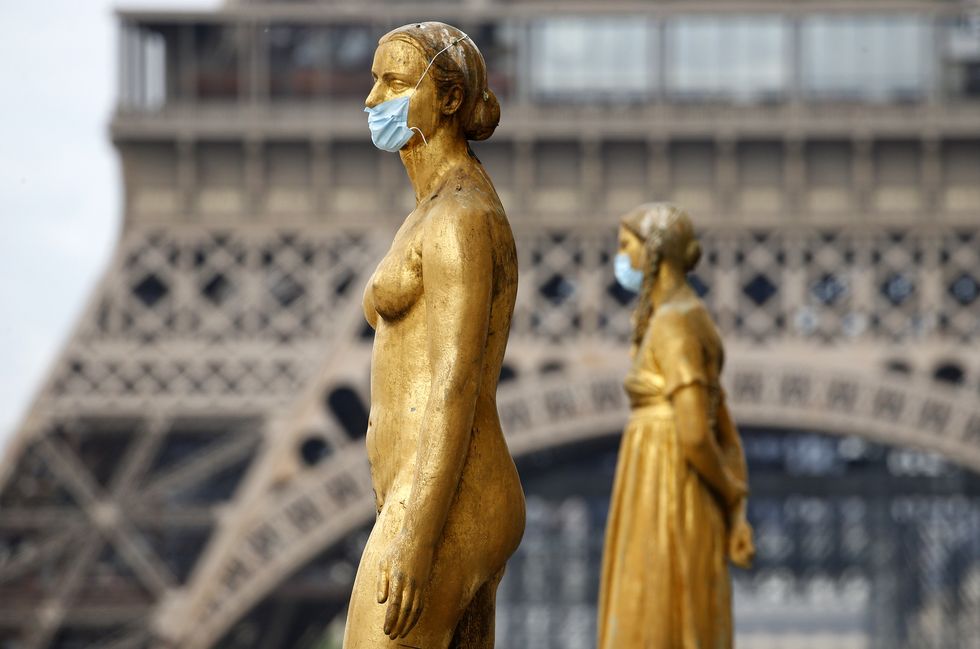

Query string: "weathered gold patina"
[[598, 203, 755, 649], [343, 22, 524, 649]]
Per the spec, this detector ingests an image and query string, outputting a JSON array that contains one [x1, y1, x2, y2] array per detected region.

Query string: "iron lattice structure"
[[3, 1, 980, 649]]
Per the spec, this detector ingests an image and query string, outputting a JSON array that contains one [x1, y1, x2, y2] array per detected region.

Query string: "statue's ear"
[[442, 84, 464, 116]]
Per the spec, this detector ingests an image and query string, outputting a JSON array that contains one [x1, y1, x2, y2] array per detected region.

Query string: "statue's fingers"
[[376, 561, 389, 604], [403, 588, 425, 637], [384, 574, 404, 635], [392, 581, 416, 638]]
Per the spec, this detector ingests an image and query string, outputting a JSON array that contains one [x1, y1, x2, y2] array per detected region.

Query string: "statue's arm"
[[673, 386, 747, 510], [654, 312, 746, 509], [717, 393, 755, 566], [403, 203, 492, 544], [717, 397, 748, 497], [376, 205, 493, 638]]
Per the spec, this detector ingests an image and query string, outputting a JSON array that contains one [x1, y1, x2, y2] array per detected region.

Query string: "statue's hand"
[[377, 531, 434, 639], [728, 516, 755, 569]]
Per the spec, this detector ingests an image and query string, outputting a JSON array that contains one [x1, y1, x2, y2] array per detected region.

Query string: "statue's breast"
[[370, 236, 423, 322]]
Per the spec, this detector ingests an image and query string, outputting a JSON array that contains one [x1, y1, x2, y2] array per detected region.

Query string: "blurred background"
[[2, 1, 980, 648]]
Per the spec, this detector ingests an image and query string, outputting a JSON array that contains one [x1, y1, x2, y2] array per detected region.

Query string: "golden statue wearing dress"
[[344, 22, 524, 649], [598, 203, 755, 649]]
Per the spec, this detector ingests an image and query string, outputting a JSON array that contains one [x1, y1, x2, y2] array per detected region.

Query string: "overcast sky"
[[0, 0, 218, 452]]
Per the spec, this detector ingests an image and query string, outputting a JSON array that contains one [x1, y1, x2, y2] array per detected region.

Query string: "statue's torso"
[[363, 166, 521, 524], [624, 296, 724, 411]]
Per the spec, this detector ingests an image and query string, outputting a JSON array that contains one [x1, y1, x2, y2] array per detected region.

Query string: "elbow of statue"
[[678, 428, 710, 455]]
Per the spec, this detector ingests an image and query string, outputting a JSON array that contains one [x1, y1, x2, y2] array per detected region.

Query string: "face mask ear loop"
[[408, 33, 468, 148], [413, 33, 469, 92]]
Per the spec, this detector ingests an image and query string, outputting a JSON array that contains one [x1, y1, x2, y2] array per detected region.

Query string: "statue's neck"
[[400, 129, 472, 204], [651, 264, 689, 310]]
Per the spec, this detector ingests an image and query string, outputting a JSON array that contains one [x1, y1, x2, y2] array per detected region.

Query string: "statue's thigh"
[[449, 567, 505, 649]]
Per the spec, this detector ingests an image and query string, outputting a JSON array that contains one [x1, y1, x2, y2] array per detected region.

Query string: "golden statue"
[[598, 203, 755, 649], [344, 22, 524, 649]]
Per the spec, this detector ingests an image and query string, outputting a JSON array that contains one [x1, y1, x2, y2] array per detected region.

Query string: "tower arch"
[[173, 357, 980, 649]]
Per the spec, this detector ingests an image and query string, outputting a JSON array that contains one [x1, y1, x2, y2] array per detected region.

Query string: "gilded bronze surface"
[[598, 204, 755, 649], [344, 22, 524, 649]]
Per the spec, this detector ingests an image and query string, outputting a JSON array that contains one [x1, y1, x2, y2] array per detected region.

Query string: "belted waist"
[[628, 401, 674, 420]]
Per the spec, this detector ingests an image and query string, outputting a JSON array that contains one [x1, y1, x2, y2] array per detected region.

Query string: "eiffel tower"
[[3, 2, 980, 649]]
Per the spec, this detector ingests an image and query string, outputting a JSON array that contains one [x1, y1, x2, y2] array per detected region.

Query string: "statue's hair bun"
[[464, 88, 500, 141]]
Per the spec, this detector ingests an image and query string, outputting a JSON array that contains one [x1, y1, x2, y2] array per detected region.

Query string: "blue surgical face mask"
[[614, 253, 644, 293], [365, 95, 417, 152], [364, 33, 469, 153]]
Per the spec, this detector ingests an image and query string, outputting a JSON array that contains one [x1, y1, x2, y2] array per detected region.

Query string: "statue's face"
[[618, 225, 645, 270], [366, 39, 440, 145]]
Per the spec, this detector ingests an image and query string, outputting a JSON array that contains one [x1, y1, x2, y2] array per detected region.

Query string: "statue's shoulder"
[[424, 189, 496, 235], [417, 194, 497, 279], [649, 295, 715, 348], [652, 296, 703, 327]]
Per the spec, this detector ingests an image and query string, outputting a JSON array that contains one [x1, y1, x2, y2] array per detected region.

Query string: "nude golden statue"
[[344, 22, 524, 649], [598, 203, 755, 649]]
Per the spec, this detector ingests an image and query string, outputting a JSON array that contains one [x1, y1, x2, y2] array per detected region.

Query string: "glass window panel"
[[944, 14, 980, 99], [267, 22, 512, 101], [666, 16, 788, 103], [195, 24, 240, 100], [802, 15, 933, 101], [440, 22, 519, 100], [126, 23, 204, 105], [269, 25, 330, 99], [123, 24, 173, 110], [141, 29, 167, 109], [530, 17, 655, 102], [267, 24, 374, 100]]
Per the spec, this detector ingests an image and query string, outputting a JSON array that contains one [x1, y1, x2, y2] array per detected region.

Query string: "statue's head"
[[619, 202, 701, 282], [619, 202, 701, 349], [365, 22, 499, 151]]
